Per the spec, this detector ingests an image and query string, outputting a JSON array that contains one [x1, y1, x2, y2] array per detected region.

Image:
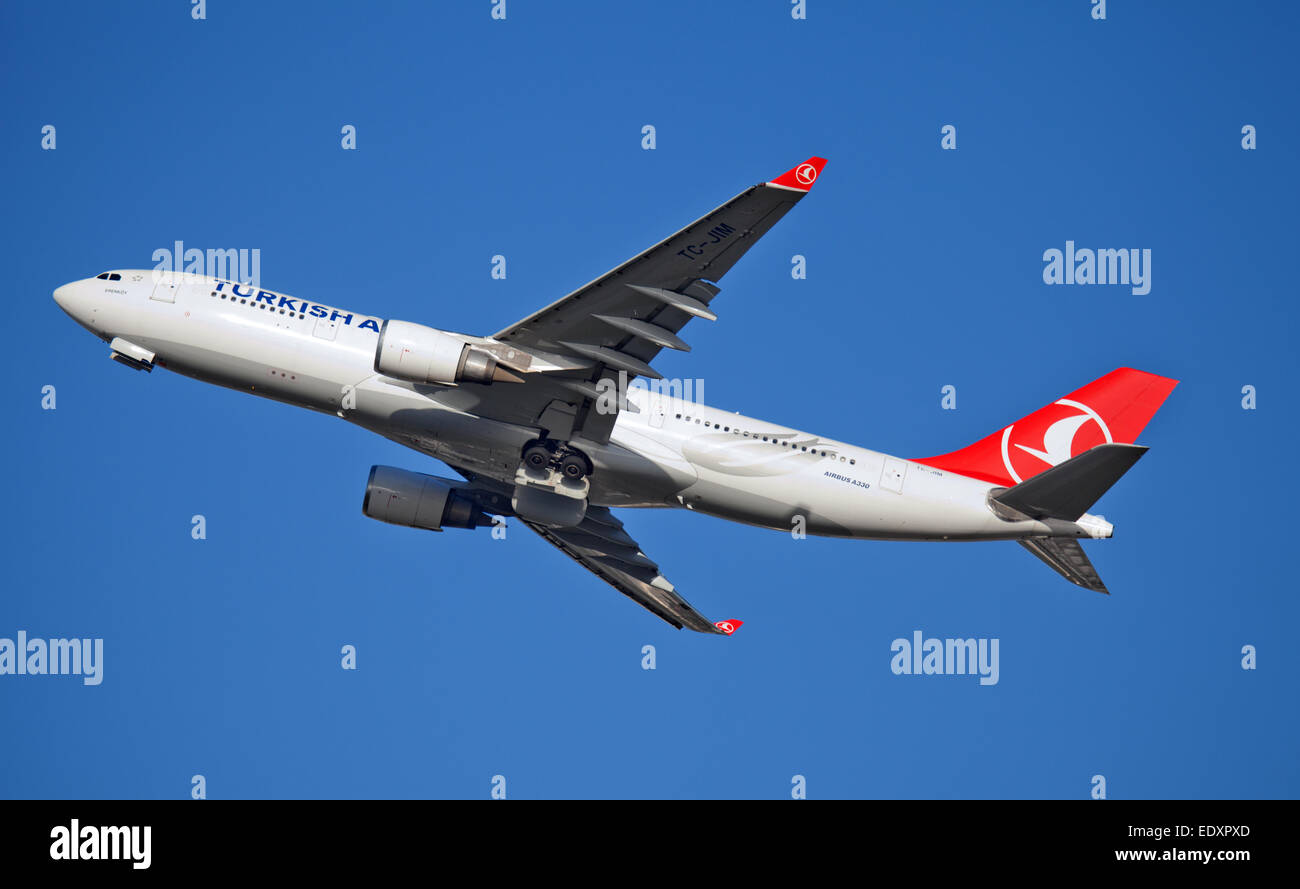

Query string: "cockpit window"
[[96, 273, 109, 279], [95, 272, 122, 281]]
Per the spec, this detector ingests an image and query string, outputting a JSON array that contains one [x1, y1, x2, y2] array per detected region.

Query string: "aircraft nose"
[[53, 279, 97, 330], [52, 282, 73, 311]]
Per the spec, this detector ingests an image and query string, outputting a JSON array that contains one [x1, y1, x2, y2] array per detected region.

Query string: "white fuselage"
[[53, 272, 1065, 542]]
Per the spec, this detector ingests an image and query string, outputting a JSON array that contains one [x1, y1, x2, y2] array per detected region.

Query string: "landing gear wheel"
[[523, 444, 552, 471], [559, 453, 590, 481]]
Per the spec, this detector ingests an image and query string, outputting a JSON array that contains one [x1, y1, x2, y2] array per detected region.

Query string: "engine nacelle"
[[362, 465, 488, 531], [374, 320, 502, 385]]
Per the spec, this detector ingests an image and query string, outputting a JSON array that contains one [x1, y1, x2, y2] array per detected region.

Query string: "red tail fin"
[[915, 368, 1178, 486]]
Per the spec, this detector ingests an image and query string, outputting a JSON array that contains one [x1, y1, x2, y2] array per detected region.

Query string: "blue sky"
[[2, 1, 1296, 799]]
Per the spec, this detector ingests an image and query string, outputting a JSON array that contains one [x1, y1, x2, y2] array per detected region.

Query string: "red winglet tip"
[[714, 619, 743, 636], [768, 157, 828, 191]]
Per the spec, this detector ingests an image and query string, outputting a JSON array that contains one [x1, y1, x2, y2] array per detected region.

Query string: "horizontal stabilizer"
[[1018, 538, 1108, 594], [993, 443, 1147, 521]]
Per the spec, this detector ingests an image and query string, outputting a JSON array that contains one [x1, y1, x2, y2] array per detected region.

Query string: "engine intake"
[[362, 465, 489, 531], [374, 319, 511, 386]]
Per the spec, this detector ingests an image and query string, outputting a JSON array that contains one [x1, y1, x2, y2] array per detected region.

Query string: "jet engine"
[[362, 465, 490, 531], [374, 320, 517, 385]]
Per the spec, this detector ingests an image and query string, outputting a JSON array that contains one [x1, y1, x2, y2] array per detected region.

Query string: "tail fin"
[[915, 368, 1177, 486]]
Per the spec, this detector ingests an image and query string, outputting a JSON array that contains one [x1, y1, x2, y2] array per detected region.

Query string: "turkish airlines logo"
[[795, 163, 818, 186], [714, 620, 743, 636], [999, 398, 1112, 483]]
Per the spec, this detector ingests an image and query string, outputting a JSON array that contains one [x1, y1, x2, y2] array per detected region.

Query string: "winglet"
[[767, 157, 828, 192], [713, 619, 744, 636]]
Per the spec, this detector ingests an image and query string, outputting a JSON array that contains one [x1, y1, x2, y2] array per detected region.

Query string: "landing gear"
[[559, 453, 591, 481], [520, 439, 592, 481], [523, 443, 552, 471]]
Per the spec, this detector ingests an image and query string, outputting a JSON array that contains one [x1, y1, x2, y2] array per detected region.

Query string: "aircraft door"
[[881, 457, 907, 494], [314, 316, 340, 340], [649, 392, 666, 428], [151, 275, 180, 303]]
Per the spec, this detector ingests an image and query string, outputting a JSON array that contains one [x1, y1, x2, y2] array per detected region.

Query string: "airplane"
[[52, 157, 1177, 636]]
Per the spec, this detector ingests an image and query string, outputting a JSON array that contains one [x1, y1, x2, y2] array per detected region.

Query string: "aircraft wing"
[[431, 157, 827, 444], [520, 506, 741, 635]]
